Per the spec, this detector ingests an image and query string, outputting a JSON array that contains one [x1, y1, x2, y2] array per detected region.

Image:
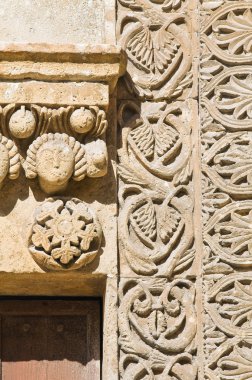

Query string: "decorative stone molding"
[[118, 278, 198, 379], [201, 2, 252, 378], [2, 1, 252, 379], [117, 0, 197, 100], [118, 100, 196, 277], [0, 44, 125, 194], [0, 4, 123, 380], [28, 198, 102, 271], [117, 0, 199, 376]]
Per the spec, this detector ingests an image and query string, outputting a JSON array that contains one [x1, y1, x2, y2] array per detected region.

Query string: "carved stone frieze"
[[202, 132, 252, 197], [28, 198, 102, 271], [200, 2, 252, 378], [118, 278, 198, 379], [117, 0, 199, 374], [0, 104, 108, 141], [206, 274, 252, 338], [201, 2, 252, 64], [0, 104, 109, 194], [206, 338, 252, 380], [118, 101, 196, 277], [202, 68, 252, 131], [117, 0, 196, 100]]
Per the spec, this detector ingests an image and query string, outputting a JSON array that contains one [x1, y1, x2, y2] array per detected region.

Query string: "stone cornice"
[[0, 43, 126, 97]]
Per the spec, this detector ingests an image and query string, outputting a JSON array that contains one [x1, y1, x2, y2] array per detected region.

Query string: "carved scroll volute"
[[118, 279, 198, 379]]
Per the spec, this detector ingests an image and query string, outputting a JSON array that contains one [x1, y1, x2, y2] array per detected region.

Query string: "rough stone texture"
[[1, 0, 252, 379], [0, 0, 105, 44]]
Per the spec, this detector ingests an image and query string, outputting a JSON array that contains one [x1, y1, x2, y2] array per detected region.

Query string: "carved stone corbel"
[[0, 43, 126, 194]]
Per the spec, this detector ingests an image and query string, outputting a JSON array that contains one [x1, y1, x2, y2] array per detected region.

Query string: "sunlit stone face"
[[0, 144, 9, 184], [37, 141, 75, 186]]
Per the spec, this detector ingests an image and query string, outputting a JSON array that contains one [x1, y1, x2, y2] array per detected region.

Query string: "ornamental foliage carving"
[[28, 198, 102, 271], [119, 278, 197, 379], [202, 132, 252, 196], [201, 2, 252, 379], [117, 0, 194, 100], [118, 101, 195, 276], [116, 0, 252, 377], [202, 3, 252, 63], [207, 275, 252, 337], [202, 69, 252, 130], [117, 0, 198, 374]]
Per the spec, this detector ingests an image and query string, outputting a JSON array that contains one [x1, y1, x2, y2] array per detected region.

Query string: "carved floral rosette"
[[28, 198, 102, 271], [118, 278, 198, 379]]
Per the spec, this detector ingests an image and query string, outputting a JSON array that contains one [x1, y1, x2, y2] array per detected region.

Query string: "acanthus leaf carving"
[[207, 274, 252, 337], [204, 201, 252, 267], [202, 68, 252, 131], [202, 3, 252, 64], [202, 132, 252, 196], [206, 338, 252, 380]]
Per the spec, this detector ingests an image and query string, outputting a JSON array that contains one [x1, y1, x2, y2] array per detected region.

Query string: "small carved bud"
[[9, 106, 36, 139], [70, 108, 95, 134]]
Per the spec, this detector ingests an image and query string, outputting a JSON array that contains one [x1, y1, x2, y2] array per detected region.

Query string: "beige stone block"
[[0, 81, 108, 107], [0, 0, 107, 45]]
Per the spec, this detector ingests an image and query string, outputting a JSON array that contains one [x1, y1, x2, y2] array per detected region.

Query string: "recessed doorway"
[[0, 299, 101, 380]]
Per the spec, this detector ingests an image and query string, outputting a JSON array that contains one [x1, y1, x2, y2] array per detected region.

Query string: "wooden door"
[[0, 299, 101, 380]]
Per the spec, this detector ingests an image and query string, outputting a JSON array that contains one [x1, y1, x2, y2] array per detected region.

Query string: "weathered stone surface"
[[0, 0, 106, 44], [0, 82, 109, 107], [1, 1, 252, 379], [0, 4, 122, 374]]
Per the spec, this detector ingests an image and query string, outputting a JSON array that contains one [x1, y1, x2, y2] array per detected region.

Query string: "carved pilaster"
[[117, 0, 200, 378], [200, 2, 252, 379]]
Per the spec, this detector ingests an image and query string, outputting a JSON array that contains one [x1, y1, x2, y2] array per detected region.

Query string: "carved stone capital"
[[0, 43, 126, 193]]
